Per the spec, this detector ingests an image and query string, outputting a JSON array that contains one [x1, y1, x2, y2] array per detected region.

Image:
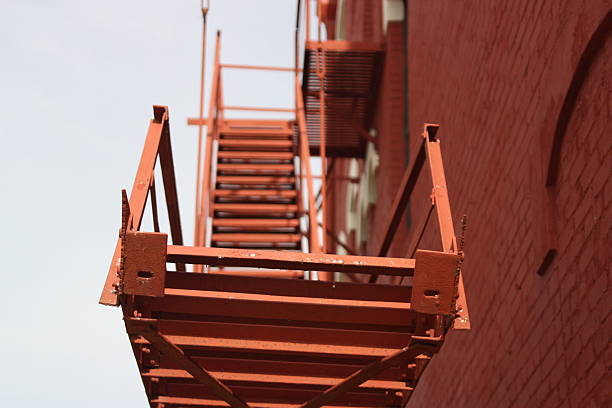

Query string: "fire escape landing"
[[98, 3, 470, 408], [303, 41, 384, 157]]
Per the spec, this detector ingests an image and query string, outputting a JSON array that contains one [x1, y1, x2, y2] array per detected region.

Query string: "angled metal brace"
[[299, 336, 441, 408], [126, 318, 250, 408]]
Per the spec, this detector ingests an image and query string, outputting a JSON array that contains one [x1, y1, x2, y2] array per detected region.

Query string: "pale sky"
[[0, 1, 300, 406]]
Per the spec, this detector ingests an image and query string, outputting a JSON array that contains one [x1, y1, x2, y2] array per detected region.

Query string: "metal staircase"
[[211, 120, 302, 251], [98, 2, 471, 408]]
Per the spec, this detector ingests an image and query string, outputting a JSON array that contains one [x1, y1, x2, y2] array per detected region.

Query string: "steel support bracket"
[[411, 250, 459, 316], [122, 231, 168, 297]]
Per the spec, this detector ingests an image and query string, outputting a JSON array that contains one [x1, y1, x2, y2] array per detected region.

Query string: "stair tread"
[[215, 189, 297, 198], [213, 218, 300, 227], [212, 233, 302, 243], [220, 129, 293, 137], [217, 176, 296, 185], [218, 139, 293, 148], [214, 203, 299, 212], [217, 163, 295, 173], [217, 151, 294, 160]]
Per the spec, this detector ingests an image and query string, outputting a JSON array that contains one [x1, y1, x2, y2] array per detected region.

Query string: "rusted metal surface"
[[166, 245, 415, 277], [122, 232, 167, 297], [164, 272, 412, 302], [411, 250, 459, 315], [127, 319, 250, 408], [422, 125, 470, 329], [299, 336, 441, 408]]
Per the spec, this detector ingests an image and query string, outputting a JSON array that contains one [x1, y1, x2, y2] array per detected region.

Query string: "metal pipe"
[[295, 81, 321, 255], [195, 31, 221, 267], [194, 5, 209, 246]]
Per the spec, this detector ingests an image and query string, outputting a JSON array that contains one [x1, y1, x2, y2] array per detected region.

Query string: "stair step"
[[217, 151, 294, 161], [220, 129, 293, 137], [216, 176, 296, 186], [212, 233, 302, 243], [214, 203, 299, 214], [217, 163, 294, 174], [215, 189, 297, 198], [220, 133, 292, 140], [213, 218, 300, 228], [211, 242, 301, 249], [218, 139, 293, 151]]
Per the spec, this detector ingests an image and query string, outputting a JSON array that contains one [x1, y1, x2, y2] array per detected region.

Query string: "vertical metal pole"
[[194, 5, 209, 246], [194, 31, 221, 272], [319, 58, 329, 256], [305, 0, 311, 42], [296, 81, 321, 255], [316, 0, 331, 281]]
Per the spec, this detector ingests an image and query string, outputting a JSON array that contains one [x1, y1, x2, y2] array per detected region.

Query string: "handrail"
[[99, 105, 184, 306], [295, 80, 321, 254], [193, 6, 209, 247], [195, 31, 222, 253]]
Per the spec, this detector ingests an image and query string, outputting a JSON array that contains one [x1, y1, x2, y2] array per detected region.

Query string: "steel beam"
[[299, 337, 440, 408], [166, 246, 415, 277], [156, 355, 410, 382], [126, 319, 250, 408], [161, 383, 401, 406], [139, 318, 414, 350], [152, 397, 357, 408], [165, 271, 412, 302], [422, 125, 470, 329], [148, 292, 417, 328], [144, 368, 410, 391]]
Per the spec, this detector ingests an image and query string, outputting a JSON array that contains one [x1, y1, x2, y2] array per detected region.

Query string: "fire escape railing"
[[99, 106, 185, 306]]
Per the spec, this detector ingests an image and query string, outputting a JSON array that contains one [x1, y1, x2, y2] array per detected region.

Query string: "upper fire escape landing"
[[302, 40, 384, 158]]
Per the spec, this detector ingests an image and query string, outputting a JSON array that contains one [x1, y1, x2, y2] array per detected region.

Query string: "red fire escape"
[[99, 2, 470, 407]]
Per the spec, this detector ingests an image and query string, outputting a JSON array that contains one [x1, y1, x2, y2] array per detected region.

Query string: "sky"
[[0, 1, 302, 406]]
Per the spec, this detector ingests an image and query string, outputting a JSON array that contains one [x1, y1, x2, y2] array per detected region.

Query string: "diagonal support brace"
[[126, 318, 250, 408], [299, 336, 441, 408]]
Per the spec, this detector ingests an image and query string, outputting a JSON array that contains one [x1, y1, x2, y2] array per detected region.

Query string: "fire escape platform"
[[302, 40, 384, 157], [120, 245, 449, 408], [101, 61, 470, 407]]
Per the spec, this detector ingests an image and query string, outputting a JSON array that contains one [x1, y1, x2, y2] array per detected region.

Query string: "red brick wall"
[[334, 1, 612, 405], [341, 0, 383, 42]]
